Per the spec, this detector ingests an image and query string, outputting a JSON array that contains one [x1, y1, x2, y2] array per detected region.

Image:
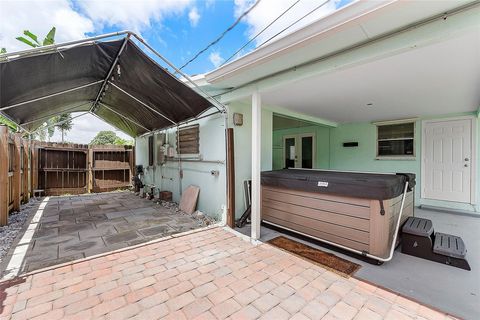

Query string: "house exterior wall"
[[134, 113, 227, 220], [269, 112, 479, 213], [228, 102, 273, 218]]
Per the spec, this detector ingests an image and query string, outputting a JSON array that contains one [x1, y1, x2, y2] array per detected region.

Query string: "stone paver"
[[0, 228, 454, 320], [3, 191, 202, 275]]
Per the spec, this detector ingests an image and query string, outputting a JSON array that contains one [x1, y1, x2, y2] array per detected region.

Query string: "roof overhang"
[[205, 0, 478, 89]]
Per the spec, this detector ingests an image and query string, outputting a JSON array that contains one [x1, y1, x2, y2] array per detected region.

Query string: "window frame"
[[375, 120, 416, 160], [176, 124, 200, 156]]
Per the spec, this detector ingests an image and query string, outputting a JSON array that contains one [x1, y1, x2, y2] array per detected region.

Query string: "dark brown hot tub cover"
[[261, 169, 415, 200], [0, 38, 213, 137]]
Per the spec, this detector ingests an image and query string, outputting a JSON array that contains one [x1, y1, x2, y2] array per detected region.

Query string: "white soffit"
[[260, 30, 480, 123], [206, 0, 475, 88]]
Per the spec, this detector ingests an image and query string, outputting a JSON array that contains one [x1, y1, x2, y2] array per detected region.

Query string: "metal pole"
[[0, 111, 31, 134], [129, 32, 226, 113], [0, 81, 103, 111], [30, 112, 89, 135], [137, 108, 223, 138], [20, 102, 93, 126], [89, 112, 133, 137], [90, 35, 131, 112], [176, 125, 182, 196], [110, 82, 177, 125], [0, 31, 131, 59], [98, 103, 151, 132]]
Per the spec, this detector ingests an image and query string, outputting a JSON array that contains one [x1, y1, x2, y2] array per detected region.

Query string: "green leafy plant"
[[0, 115, 17, 131], [90, 131, 133, 146], [16, 27, 56, 48], [13, 26, 74, 142]]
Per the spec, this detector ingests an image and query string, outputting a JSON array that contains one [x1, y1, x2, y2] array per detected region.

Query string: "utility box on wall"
[[155, 132, 166, 165]]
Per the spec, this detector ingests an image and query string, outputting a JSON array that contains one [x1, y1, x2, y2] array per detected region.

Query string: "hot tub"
[[261, 169, 415, 260]]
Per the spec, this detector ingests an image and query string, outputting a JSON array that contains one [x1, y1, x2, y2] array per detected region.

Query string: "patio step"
[[433, 233, 467, 259], [401, 216, 470, 270]]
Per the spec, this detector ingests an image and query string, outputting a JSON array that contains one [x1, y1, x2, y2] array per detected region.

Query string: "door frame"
[[282, 133, 316, 169], [421, 116, 477, 204]]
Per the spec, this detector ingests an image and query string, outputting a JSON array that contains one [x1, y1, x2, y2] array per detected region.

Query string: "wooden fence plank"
[[0, 126, 8, 226], [12, 133, 21, 211], [22, 139, 29, 202]]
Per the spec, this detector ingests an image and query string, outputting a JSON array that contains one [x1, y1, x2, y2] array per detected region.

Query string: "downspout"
[[224, 107, 230, 225], [177, 125, 182, 196]]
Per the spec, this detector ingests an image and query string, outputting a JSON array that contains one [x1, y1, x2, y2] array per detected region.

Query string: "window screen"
[[176, 124, 200, 155], [377, 122, 415, 157]]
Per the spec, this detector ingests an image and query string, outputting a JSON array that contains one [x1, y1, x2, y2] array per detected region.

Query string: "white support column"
[[251, 91, 261, 240]]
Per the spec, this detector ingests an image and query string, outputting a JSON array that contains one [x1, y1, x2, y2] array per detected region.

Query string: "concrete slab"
[[103, 230, 141, 245], [1, 191, 204, 276], [138, 225, 176, 237]]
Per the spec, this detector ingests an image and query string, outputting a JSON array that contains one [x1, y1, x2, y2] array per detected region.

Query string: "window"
[[376, 122, 415, 158], [176, 124, 200, 155]]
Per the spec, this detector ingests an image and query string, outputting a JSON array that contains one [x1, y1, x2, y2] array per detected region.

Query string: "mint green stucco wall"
[[271, 113, 479, 213], [228, 102, 273, 218], [135, 113, 227, 220]]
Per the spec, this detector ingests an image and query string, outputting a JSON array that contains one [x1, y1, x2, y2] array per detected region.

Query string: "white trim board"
[[421, 116, 477, 205]]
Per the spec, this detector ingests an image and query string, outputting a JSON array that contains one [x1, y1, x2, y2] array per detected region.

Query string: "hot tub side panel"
[[261, 186, 414, 259], [369, 191, 414, 258]]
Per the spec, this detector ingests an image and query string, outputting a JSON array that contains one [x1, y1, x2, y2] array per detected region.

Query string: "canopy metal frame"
[[89, 35, 131, 113], [110, 83, 177, 126], [20, 102, 93, 126], [98, 102, 152, 132], [0, 80, 103, 112], [0, 30, 227, 135], [30, 111, 90, 135]]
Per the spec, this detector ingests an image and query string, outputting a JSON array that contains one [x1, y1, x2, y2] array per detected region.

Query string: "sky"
[[1, 0, 352, 143]]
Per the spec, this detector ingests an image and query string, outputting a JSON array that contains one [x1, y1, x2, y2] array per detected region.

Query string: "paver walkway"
[[3, 192, 201, 275], [0, 227, 454, 320]]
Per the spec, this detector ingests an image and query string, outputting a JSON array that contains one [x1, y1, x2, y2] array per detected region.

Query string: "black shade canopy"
[[0, 38, 213, 136]]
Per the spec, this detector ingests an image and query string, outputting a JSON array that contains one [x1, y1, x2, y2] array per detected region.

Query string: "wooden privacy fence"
[[37, 142, 134, 195], [0, 125, 135, 226], [0, 126, 30, 226]]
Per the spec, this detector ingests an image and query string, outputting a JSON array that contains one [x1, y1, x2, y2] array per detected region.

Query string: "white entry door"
[[423, 119, 473, 203]]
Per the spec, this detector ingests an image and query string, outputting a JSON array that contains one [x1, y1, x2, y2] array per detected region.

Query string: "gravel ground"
[[157, 200, 217, 226], [0, 200, 37, 262]]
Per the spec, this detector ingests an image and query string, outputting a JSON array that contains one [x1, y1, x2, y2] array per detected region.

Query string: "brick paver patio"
[[0, 227, 454, 320]]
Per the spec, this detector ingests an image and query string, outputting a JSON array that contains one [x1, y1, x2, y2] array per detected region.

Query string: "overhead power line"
[[221, 0, 301, 67], [178, 0, 262, 71], [257, 0, 331, 48]]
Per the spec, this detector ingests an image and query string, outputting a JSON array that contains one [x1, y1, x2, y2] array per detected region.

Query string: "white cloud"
[[234, 0, 339, 47], [209, 51, 225, 68], [78, 0, 193, 34], [0, 0, 94, 52], [188, 7, 201, 27], [205, 0, 215, 9], [0, 0, 196, 52], [50, 113, 132, 144]]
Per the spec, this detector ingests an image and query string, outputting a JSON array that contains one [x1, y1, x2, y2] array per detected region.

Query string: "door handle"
[[465, 158, 469, 161]]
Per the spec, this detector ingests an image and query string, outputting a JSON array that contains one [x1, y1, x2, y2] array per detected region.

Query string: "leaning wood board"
[[261, 186, 414, 259]]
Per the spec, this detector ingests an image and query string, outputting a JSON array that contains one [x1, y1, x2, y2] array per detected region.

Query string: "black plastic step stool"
[[401, 217, 470, 270]]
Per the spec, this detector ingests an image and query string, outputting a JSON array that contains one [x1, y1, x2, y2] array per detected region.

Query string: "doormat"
[[267, 236, 361, 276]]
